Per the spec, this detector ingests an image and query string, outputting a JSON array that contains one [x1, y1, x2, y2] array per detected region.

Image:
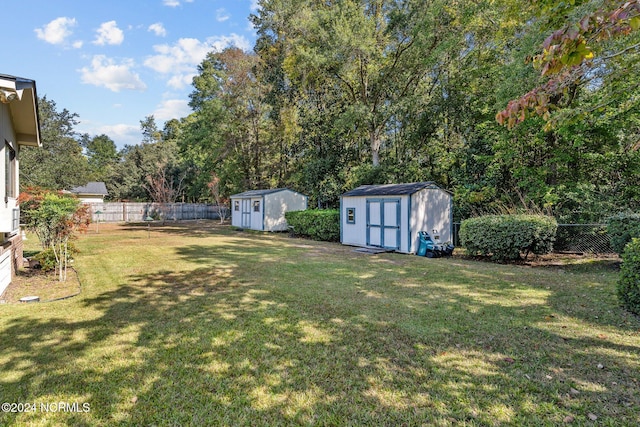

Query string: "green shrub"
[[33, 243, 79, 272], [33, 248, 57, 272], [460, 214, 557, 261], [618, 238, 640, 315], [607, 212, 640, 254], [285, 209, 340, 242]]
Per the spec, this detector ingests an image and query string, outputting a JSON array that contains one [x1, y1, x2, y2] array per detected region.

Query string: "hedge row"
[[606, 212, 640, 254], [285, 209, 340, 242], [460, 214, 557, 261], [619, 238, 640, 315]]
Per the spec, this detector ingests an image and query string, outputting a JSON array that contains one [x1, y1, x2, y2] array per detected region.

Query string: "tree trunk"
[[63, 241, 68, 282], [370, 127, 381, 167]]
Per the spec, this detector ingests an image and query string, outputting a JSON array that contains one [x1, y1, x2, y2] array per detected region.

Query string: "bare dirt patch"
[[523, 252, 620, 268], [453, 251, 620, 271], [0, 268, 81, 303]]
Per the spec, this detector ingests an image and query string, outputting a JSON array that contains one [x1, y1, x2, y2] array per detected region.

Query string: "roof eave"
[[1, 75, 42, 148]]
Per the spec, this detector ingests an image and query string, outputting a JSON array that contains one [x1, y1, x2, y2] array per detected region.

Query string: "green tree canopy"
[[20, 96, 91, 190]]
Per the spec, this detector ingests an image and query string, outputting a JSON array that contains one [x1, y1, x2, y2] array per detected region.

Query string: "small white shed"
[[340, 182, 452, 253], [69, 182, 109, 203], [230, 188, 308, 231]]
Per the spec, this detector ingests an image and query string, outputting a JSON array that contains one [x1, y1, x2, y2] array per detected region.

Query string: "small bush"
[[618, 238, 640, 315], [33, 248, 57, 272], [33, 243, 79, 272], [460, 214, 557, 261], [285, 209, 340, 242], [607, 212, 640, 254]]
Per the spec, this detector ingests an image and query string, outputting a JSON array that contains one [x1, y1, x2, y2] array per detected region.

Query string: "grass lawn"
[[1, 221, 639, 426]]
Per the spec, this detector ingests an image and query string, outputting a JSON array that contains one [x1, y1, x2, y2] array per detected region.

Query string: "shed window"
[[346, 207, 356, 224], [234, 201, 240, 211], [253, 201, 260, 212]]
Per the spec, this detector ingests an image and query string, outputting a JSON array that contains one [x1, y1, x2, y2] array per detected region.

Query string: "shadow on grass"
[[0, 224, 639, 425], [120, 220, 238, 239]]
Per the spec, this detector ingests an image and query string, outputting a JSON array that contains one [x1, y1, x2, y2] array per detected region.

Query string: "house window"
[[234, 201, 240, 211], [346, 207, 356, 224], [253, 201, 260, 212], [11, 208, 19, 233], [5, 142, 16, 200]]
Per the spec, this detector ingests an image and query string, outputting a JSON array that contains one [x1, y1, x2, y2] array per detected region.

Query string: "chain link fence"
[[554, 224, 613, 254], [452, 222, 614, 254]]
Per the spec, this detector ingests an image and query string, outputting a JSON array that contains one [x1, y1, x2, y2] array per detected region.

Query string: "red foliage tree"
[[497, 0, 640, 128], [20, 187, 91, 281]]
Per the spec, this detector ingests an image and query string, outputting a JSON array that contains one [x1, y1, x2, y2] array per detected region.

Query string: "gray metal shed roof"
[[342, 182, 442, 197], [70, 181, 109, 196], [230, 188, 291, 198]]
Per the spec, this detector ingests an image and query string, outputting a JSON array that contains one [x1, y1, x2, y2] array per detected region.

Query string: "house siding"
[[0, 103, 20, 234], [0, 234, 22, 296], [0, 102, 23, 297], [0, 74, 39, 296]]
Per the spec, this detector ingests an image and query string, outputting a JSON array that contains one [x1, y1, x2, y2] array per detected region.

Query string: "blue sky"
[[3, 0, 258, 148]]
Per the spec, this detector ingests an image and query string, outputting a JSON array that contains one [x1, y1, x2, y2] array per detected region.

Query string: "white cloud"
[[216, 8, 230, 22], [34, 17, 78, 46], [144, 34, 250, 89], [79, 55, 147, 92], [250, 0, 259, 11], [153, 99, 191, 121], [148, 22, 167, 37], [167, 74, 195, 89], [73, 40, 84, 49], [77, 120, 141, 148], [163, 0, 193, 6], [93, 21, 124, 46], [208, 33, 251, 52], [144, 38, 209, 74], [98, 124, 141, 146]]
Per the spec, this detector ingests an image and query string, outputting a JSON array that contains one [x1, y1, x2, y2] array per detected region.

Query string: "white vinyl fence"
[[87, 202, 228, 223]]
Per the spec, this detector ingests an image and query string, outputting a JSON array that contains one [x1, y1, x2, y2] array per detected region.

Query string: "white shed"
[[69, 182, 109, 203], [230, 189, 308, 231], [340, 182, 452, 253]]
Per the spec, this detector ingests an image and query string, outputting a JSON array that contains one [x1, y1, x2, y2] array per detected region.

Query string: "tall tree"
[[489, 0, 640, 219], [140, 115, 163, 145], [109, 117, 184, 201], [183, 47, 272, 196], [278, 0, 468, 167], [20, 97, 91, 190], [81, 134, 119, 185], [497, 0, 640, 128]]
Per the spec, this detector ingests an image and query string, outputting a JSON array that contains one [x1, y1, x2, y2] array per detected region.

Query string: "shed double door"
[[241, 199, 252, 228], [366, 198, 400, 250]]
